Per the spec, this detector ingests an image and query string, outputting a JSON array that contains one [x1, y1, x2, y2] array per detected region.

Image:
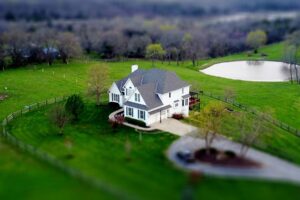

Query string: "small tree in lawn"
[[191, 101, 227, 154], [246, 30, 267, 53], [87, 65, 109, 106], [238, 112, 266, 157], [146, 43, 166, 67], [224, 87, 236, 102], [50, 105, 69, 135], [65, 94, 84, 122]]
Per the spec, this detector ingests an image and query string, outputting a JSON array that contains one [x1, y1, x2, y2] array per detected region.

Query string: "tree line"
[[0, 16, 300, 70]]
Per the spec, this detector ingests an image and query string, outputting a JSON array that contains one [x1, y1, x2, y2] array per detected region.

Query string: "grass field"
[[1, 42, 300, 199], [7, 102, 300, 200]]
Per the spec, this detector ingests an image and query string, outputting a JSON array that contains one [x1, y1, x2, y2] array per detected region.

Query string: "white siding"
[[108, 82, 123, 106], [157, 86, 190, 117]]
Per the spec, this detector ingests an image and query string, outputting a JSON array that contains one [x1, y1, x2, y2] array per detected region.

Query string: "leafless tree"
[[286, 31, 300, 84], [49, 105, 69, 135], [283, 45, 297, 83], [238, 112, 266, 157], [127, 35, 151, 58], [2, 29, 28, 67], [35, 29, 58, 65], [87, 64, 109, 106], [57, 32, 82, 64], [0, 34, 6, 71], [224, 87, 236, 102]]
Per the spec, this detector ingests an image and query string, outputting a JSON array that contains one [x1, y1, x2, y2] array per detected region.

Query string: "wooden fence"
[[201, 91, 300, 137], [1, 96, 133, 200]]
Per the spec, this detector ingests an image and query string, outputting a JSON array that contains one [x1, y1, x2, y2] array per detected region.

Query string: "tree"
[[65, 95, 84, 121], [49, 105, 69, 135], [286, 31, 300, 84], [223, 87, 236, 102], [2, 29, 28, 67], [191, 101, 227, 154], [87, 65, 109, 106], [246, 30, 267, 53], [0, 35, 6, 71], [97, 31, 127, 59], [283, 45, 297, 83], [146, 43, 165, 67], [35, 29, 58, 66], [238, 112, 266, 157], [57, 32, 82, 64], [182, 32, 207, 67], [127, 35, 151, 58]]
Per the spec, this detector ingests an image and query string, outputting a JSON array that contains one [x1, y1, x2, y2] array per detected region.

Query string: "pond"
[[201, 61, 300, 82]]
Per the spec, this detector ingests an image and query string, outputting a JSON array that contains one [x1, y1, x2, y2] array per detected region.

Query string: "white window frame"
[[135, 93, 140, 102], [126, 107, 134, 117], [138, 110, 145, 120]]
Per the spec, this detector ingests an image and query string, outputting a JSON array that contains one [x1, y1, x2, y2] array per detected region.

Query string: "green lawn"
[[1, 42, 300, 199], [7, 102, 300, 200]]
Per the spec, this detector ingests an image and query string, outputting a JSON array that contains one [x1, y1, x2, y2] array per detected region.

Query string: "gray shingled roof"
[[136, 82, 163, 110], [116, 68, 189, 110], [148, 105, 172, 115]]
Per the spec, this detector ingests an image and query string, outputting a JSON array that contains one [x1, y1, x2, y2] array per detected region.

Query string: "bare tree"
[[49, 105, 69, 135], [286, 31, 300, 84], [224, 87, 236, 102], [283, 45, 297, 83], [0, 34, 6, 71], [57, 32, 82, 64], [182, 32, 207, 67], [35, 29, 58, 66], [2, 29, 28, 67], [87, 65, 109, 106], [238, 112, 266, 157], [127, 35, 151, 58]]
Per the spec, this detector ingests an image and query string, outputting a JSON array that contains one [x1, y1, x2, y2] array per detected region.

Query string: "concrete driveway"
[[168, 135, 300, 185], [152, 118, 198, 136]]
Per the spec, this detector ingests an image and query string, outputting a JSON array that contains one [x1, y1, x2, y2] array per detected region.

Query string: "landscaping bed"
[[194, 148, 261, 168]]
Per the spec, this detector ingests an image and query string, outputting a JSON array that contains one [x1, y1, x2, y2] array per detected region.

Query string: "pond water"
[[201, 61, 300, 82]]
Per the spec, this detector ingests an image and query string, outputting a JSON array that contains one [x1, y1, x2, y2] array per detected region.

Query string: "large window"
[[111, 93, 119, 102], [182, 99, 189, 106], [185, 99, 189, 106], [135, 93, 140, 102], [126, 107, 134, 117], [138, 110, 145, 120]]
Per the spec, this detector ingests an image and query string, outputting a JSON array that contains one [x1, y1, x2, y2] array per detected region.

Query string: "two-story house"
[[108, 65, 190, 126]]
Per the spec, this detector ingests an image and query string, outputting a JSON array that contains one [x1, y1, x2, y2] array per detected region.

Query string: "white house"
[[108, 65, 191, 126]]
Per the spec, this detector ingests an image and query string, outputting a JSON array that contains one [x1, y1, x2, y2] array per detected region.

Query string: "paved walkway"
[[168, 135, 300, 185], [109, 109, 156, 132], [152, 118, 198, 136]]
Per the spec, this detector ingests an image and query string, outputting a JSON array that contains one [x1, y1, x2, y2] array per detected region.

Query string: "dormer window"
[[169, 92, 171, 98]]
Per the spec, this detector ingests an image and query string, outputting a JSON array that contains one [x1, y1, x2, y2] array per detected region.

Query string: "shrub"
[[65, 94, 84, 121], [125, 117, 147, 127], [108, 102, 121, 110], [172, 113, 184, 120]]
